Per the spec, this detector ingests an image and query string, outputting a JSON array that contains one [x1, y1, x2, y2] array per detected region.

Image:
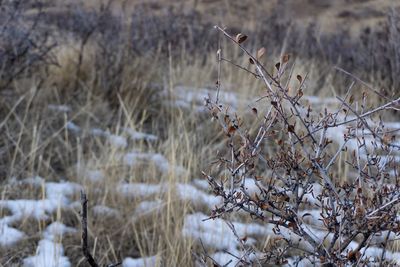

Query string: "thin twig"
[[81, 191, 99, 267]]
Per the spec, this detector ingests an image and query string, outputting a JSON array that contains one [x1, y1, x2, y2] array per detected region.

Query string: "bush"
[[0, 0, 56, 91], [203, 26, 400, 266]]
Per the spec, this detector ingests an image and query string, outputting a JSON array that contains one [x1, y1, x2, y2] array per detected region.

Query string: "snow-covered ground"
[[1, 88, 399, 266]]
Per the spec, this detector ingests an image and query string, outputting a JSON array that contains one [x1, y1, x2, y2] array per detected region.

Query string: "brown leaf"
[[347, 250, 361, 262], [257, 47, 266, 59], [296, 74, 303, 83], [252, 193, 260, 202], [282, 54, 290, 63], [228, 125, 236, 135], [349, 94, 354, 104], [224, 114, 230, 124], [349, 95, 354, 105], [235, 33, 248, 44]]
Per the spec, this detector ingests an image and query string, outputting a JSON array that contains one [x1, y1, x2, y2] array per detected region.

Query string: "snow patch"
[[182, 212, 272, 251], [85, 170, 105, 182], [176, 184, 222, 207], [124, 128, 158, 142], [0, 224, 25, 246], [134, 200, 163, 215], [48, 104, 71, 113], [66, 122, 80, 133], [118, 183, 162, 198], [23, 239, 71, 267], [43, 222, 76, 241], [123, 151, 186, 175], [108, 134, 128, 148], [93, 205, 120, 217], [118, 182, 222, 208], [122, 256, 158, 267]]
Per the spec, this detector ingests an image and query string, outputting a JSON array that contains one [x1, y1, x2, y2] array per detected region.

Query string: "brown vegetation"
[[0, 0, 399, 266]]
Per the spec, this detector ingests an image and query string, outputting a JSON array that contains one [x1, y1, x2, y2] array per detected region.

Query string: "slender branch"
[[81, 191, 99, 267]]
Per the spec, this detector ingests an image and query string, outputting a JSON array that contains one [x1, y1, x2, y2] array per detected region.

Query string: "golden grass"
[[1, 1, 400, 264]]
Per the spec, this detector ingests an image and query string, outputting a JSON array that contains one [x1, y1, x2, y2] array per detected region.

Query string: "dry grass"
[[1, 1, 399, 266]]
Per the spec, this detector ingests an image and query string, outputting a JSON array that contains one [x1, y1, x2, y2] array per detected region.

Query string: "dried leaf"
[[296, 74, 303, 83], [235, 33, 248, 44], [257, 47, 266, 59], [347, 250, 361, 261], [288, 221, 296, 229], [228, 125, 236, 135], [282, 54, 290, 63], [254, 193, 260, 202], [349, 95, 354, 104], [224, 115, 230, 124]]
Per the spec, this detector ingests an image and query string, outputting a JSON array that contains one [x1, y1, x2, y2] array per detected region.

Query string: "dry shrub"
[[203, 26, 400, 266]]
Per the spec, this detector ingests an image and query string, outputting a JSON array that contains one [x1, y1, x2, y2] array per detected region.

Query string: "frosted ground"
[[1, 86, 399, 266]]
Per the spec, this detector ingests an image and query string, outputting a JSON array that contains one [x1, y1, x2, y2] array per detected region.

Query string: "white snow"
[[93, 205, 121, 217], [23, 239, 71, 267], [134, 200, 163, 215], [43, 222, 76, 241], [176, 184, 222, 207], [45, 182, 80, 204], [23, 222, 74, 266], [90, 128, 107, 136], [108, 134, 128, 148], [0, 199, 62, 224], [123, 151, 186, 175], [122, 256, 158, 267], [118, 182, 222, 208], [14, 176, 45, 186], [192, 179, 210, 191], [241, 178, 263, 194], [0, 182, 80, 237], [66, 122, 81, 133], [118, 183, 162, 198], [298, 209, 324, 228], [48, 104, 71, 113], [0, 224, 25, 246], [173, 86, 239, 109], [211, 251, 239, 266], [124, 128, 158, 142], [182, 212, 272, 251], [302, 95, 337, 105], [85, 170, 105, 182]]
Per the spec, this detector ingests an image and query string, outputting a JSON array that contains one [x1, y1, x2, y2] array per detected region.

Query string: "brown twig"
[[81, 191, 99, 267]]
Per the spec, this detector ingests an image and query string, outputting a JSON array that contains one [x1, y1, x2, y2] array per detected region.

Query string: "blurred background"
[[0, 0, 399, 266]]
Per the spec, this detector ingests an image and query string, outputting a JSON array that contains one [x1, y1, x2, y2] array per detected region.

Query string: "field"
[[0, 0, 399, 266]]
